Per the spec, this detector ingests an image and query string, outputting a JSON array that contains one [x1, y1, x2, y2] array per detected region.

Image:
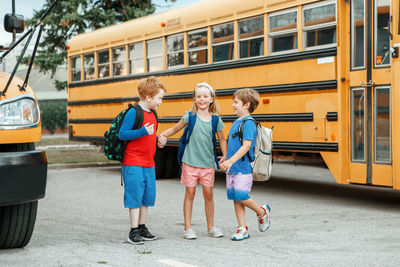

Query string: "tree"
[[25, 0, 174, 90]]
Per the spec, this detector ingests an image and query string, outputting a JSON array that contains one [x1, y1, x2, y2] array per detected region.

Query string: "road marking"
[[157, 259, 200, 267]]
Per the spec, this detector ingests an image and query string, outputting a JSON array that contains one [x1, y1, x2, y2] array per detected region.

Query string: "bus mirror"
[[4, 13, 25, 33]]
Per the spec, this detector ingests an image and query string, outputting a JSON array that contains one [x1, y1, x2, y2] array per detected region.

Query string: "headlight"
[[0, 95, 40, 129]]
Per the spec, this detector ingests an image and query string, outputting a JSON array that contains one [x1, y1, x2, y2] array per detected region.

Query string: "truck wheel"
[[0, 142, 39, 249], [0, 201, 38, 249]]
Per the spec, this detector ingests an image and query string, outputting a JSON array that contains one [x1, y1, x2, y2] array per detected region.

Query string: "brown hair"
[[190, 82, 220, 115], [233, 88, 259, 113], [138, 76, 166, 100]]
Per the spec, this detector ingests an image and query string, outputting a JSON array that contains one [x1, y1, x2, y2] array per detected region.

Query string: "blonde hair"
[[233, 88, 259, 113], [138, 76, 166, 100], [190, 82, 220, 115]]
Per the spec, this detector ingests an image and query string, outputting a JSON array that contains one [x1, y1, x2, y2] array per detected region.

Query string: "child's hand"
[[144, 123, 154, 135], [218, 155, 226, 164], [220, 160, 232, 173], [158, 134, 167, 148]]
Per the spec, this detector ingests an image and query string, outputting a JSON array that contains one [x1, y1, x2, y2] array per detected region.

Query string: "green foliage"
[[23, 0, 172, 88], [40, 102, 67, 134]]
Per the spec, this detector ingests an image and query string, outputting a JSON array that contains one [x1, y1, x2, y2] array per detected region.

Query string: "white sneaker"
[[258, 203, 271, 232], [183, 228, 197, 239], [208, 227, 223, 238], [231, 226, 250, 241]]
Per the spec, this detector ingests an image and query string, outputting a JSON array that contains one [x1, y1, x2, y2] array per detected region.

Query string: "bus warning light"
[[161, 22, 166, 27], [263, 99, 270, 104], [331, 133, 336, 141]]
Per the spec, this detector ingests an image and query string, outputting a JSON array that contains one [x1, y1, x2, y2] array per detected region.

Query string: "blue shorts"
[[226, 173, 253, 201], [122, 165, 156, 209]]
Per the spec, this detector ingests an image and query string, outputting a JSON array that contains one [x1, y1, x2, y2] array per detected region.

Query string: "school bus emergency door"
[[347, 0, 399, 189]]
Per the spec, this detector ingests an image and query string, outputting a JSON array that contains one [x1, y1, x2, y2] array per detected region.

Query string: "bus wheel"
[[0, 142, 39, 249], [155, 147, 166, 179], [0, 201, 38, 249], [164, 147, 180, 178]]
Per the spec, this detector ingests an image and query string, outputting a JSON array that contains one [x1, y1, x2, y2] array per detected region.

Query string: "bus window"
[[166, 33, 184, 69], [269, 9, 298, 54], [112, 46, 126, 77], [351, 0, 366, 69], [374, 87, 391, 163], [70, 56, 81, 82], [351, 88, 366, 162], [239, 16, 264, 59], [147, 38, 163, 72], [83, 53, 94, 80], [129, 42, 144, 74], [97, 50, 110, 78], [188, 28, 208, 65], [374, 0, 390, 67], [212, 22, 234, 62], [303, 1, 336, 49]]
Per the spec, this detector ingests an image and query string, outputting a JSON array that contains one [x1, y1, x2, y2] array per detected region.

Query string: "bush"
[[39, 102, 67, 134]]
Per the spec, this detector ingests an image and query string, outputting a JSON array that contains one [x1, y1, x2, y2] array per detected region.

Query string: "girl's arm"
[[160, 118, 186, 138], [220, 140, 252, 172], [217, 130, 227, 162]]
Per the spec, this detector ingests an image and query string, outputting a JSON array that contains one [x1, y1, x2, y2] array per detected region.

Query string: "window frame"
[[187, 28, 208, 66], [129, 42, 145, 75], [302, 0, 337, 51], [374, 86, 392, 164], [350, 87, 367, 163], [166, 33, 185, 69], [70, 55, 81, 82], [83, 53, 95, 81], [212, 22, 235, 63], [97, 49, 110, 79], [351, 0, 367, 70], [268, 8, 298, 55], [146, 38, 163, 73], [112, 46, 126, 77], [373, 0, 391, 68], [238, 15, 264, 59]]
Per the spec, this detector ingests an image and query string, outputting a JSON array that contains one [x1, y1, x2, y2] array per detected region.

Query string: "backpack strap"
[[132, 104, 144, 130], [132, 104, 158, 130], [211, 115, 220, 169], [232, 117, 257, 162], [177, 112, 196, 165]]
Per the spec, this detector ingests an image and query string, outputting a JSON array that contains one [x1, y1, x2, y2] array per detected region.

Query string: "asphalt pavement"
[[1, 162, 400, 266]]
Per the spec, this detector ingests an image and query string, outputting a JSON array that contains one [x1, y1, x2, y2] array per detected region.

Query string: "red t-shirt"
[[123, 110, 157, 167]]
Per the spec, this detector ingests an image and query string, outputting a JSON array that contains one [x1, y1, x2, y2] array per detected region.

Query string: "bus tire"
[[0, 142, 39, 249], [155, 147, 166, 179], [0, 201, 38, 249], [164, 147, 180, 178]]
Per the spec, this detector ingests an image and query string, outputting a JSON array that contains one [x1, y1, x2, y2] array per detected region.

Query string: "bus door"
[[348, 0, 395, 187]]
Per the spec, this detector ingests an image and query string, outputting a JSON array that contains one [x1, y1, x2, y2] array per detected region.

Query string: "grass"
[[36, 135, 110, 164]]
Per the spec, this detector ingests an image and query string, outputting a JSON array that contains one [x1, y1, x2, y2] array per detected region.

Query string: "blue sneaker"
[[231, 226, 250, 241], [258, 203, 271, 232]]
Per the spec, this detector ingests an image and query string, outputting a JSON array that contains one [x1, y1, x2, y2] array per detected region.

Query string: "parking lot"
[[1, 162, 400, 266]]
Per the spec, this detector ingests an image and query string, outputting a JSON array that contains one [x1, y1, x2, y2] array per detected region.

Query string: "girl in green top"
[[159, 82, 227, 240]]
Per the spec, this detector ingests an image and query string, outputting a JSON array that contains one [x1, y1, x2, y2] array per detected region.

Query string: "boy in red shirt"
[[119, 76, 166, 245]]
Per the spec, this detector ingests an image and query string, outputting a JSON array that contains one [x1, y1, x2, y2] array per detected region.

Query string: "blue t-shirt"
[[227, 116, 257, 174]]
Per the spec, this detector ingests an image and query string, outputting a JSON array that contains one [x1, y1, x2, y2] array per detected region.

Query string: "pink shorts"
[[181, 163, 215, 187]]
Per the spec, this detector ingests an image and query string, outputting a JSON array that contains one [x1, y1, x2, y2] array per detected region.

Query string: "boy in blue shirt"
[[220, 88, 271, 241]]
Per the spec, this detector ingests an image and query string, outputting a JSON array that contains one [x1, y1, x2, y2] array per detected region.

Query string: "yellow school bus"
[[67, 0, 400, 190]]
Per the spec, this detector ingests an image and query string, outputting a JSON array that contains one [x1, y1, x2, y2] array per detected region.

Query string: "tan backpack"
[[236, 118, 273, 181]]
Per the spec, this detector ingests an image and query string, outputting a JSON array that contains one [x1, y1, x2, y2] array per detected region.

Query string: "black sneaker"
[[139, 224, 157, 241], [127, 228, 144, 245]]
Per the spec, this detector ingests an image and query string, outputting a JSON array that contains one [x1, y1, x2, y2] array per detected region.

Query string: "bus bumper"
[[0, 151, 47, 206]]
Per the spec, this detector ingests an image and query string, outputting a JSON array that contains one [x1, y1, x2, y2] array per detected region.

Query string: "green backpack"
[[104, 104, 157, 162]]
